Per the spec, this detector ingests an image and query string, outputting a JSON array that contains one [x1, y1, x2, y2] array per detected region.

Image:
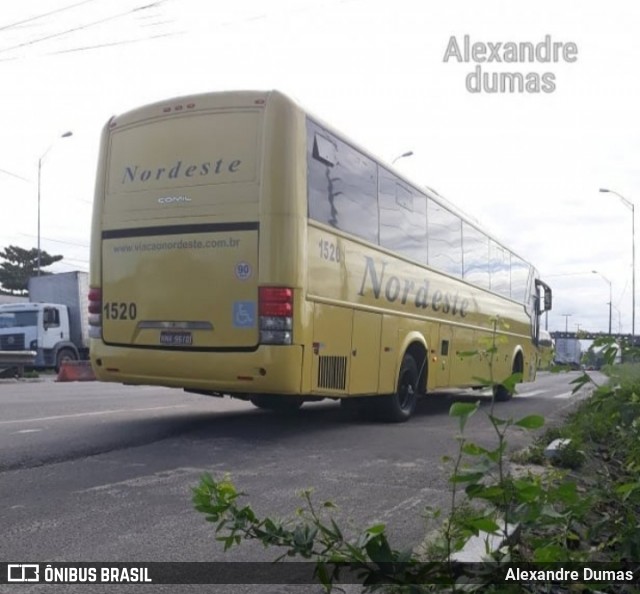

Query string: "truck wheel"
[[250, 395, 303, 412], [55, 349, 77, 372], [374, 353, 419, 422]]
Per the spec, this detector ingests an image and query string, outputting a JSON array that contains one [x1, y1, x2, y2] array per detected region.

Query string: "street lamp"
[[612, 305, 623, 333], [37, 131, 72, 276], [592, 270, 612, 335], [392, 151, 413, 165], [600, 188, 635, 345]]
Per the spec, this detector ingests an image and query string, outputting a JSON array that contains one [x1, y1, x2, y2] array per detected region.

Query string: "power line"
[[50, 29, 181, 56], [0, 0, 100, 33], [0, 168, 30, 182], [53, 260, 89, 271], [0, 1, 169, 57], [20, 233, 89, 248]]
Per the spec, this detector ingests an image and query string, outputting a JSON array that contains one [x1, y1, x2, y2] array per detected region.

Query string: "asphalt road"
[[0, 370, 599, 593]]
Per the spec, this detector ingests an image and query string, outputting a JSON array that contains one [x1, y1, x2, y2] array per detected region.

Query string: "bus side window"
[[307, 119, 379, 245]]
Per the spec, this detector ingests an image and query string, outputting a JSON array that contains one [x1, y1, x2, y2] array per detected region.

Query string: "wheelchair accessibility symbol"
[[233, 301, 256, 328]]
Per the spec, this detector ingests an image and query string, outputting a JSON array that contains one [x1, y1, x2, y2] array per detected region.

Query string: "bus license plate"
[[160, 331, 193, 346]]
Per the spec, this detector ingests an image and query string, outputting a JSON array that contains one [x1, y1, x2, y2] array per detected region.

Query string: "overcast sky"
[[1, 0, 638, 335]]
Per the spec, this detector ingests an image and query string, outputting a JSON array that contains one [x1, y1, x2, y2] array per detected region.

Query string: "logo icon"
[[157, 195, 191, 205], [8, 564, 40, 582], [233, 301, 256, 328]]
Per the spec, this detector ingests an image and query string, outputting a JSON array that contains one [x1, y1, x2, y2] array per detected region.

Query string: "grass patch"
[[514, 366, 640, 569]]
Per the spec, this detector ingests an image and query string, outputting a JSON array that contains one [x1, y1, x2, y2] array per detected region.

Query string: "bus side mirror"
[[535, 280, 552, 313]]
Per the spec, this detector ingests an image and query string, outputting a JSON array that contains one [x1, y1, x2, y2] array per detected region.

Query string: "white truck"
[[554, 337, 582, 369], [0, 271, 89, 370]]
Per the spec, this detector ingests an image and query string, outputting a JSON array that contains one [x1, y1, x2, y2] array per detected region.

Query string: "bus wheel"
[[493, 353, 523, 402], [492, 384, 512, 402], [55, 348, 77, 372], [376, 354, 419, 422], [250, 395, 303, 412]]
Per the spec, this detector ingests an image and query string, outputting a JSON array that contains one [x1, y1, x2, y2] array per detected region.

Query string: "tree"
[[0, 245, 63, 295]]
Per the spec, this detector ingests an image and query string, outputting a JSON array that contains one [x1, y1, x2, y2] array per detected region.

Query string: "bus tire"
[[250, 395, 303, 412], [376, 353, 419, 422], [492, 384, 512, 402], [55, 348, 77, 372], [493, 352, 523, 402]]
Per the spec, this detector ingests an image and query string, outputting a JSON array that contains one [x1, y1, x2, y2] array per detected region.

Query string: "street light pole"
[[600, 189, 635, 345], [592, 270, 612, 335], [37, 131, 72, 276], [562, 313, 572, 333], [391, 151, 413, 165], [612, 305, 622, 333]]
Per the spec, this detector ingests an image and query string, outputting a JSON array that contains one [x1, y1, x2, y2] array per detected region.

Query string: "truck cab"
[[0, 302, 78, 370]]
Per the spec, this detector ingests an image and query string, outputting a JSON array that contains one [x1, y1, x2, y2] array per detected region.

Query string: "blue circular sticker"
[[235, 262, 252, 281]]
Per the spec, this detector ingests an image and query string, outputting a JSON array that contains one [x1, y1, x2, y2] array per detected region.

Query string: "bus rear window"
[[107, 110, 261, 195]]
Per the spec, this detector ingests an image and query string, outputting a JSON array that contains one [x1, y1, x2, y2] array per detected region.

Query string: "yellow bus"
[[538, 329, 555, 369], [88, 90, 552, 422]]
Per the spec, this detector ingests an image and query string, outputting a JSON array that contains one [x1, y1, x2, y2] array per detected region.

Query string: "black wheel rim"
[[398, 369, 415, 410]]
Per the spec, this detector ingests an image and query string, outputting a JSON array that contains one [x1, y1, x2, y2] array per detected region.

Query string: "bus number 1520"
[[103, 302, 138, 320], [318, 239, 341, 263]]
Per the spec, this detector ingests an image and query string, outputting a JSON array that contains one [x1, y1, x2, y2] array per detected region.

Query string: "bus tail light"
[[88, 287, 102, 339], [259, 287, 293, 345]]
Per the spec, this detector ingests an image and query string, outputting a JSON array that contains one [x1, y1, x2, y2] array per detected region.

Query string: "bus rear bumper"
[[89, 341, 304, 395]]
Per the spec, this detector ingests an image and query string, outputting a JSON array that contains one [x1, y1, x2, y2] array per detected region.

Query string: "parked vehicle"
[[0, 271, 89, 370], [554, 337, 582, 369]]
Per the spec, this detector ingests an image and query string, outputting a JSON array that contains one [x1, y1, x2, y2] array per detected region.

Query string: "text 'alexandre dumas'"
[[358, 257, 471, 318], [443, 34, 578, 93]]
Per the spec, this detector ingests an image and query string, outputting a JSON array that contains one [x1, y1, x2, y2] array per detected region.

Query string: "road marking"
[[80, 466, 206, 493], [0, 405, 189, 426], [553, 391, 573, 399], [517, 389, 546, 398], [14, 428, 43, 434]]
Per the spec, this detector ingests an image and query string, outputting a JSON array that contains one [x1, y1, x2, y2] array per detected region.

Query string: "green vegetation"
[[515, 358, 640, 569], [0, 245, 63, 295], [193, 333, 640, 592]]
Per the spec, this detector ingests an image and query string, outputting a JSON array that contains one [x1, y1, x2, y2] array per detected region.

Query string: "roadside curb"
[[0, 377, 47, 383], [0, 373, 57, 384]]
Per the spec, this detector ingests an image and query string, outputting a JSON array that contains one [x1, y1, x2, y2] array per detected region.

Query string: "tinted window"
[[379, 169, 427, 263], [462, 223, 489, 288], [511, 255, 531, 303], [489, 241, 511, 298], [0, 311, 38, 328], [428, 199, 462, 277], [307, 120, 378, 244], [44, 307, 60, 327]]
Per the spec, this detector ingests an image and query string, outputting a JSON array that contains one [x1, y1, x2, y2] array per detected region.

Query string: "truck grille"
[[0, 333, 25, 350]]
